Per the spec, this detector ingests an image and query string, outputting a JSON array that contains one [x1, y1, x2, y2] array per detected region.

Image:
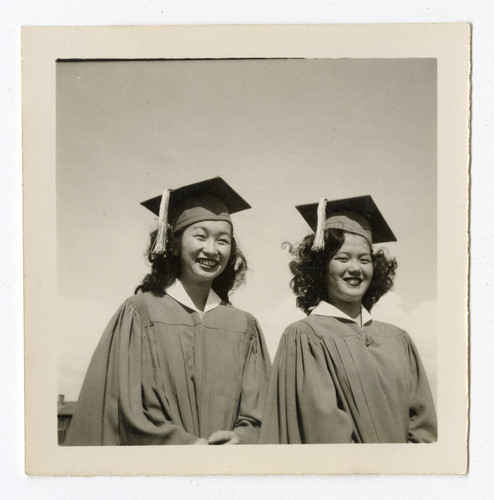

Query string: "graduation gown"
[[65, 291, 271, 445], [260, 308, 437, 444]]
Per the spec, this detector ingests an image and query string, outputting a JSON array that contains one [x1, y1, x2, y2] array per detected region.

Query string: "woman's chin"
[[340, 285, 368, 301], [191, 265, 222, 282]]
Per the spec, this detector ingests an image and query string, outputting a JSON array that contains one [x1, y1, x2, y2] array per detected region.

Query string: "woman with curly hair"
[[66, 177, 270, 446], [260, 195, 437, 444]]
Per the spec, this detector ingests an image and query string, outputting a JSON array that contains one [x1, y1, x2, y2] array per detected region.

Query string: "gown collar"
[[310, 300, 373, 326], [166, 279, 222, 315]]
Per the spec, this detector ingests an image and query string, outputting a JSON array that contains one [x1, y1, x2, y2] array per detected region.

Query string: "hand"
[[193, 437, 208, 445], [207, 430, 240, 445]]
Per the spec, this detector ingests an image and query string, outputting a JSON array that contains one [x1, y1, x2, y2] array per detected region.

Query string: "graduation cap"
[[141, 177, 251, 255], [296, 195, 397, 251]]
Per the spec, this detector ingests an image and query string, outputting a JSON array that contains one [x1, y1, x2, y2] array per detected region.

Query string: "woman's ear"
[[170, 242, 180, 257]]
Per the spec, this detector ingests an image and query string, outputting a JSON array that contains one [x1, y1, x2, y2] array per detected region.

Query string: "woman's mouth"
[[196, 258, 219, 270], [343, 277, 363, 286]]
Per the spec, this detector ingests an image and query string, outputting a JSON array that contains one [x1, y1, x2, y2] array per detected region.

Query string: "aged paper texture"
[[23, 23, 470, 475]]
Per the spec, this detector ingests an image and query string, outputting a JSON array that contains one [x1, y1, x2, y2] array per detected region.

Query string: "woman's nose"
[[202, 239, 218, 255], [347, 261, 362, 274]]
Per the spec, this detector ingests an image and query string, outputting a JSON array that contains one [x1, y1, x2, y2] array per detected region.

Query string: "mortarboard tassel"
[[151, 188, 171, 255], [311, 197, 327, 251]]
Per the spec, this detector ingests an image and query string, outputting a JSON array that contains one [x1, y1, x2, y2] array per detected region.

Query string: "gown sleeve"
[[260, 324, 354, 444], [232, 317, 271, 444], [405, 332, 438, 443], [64, 298, 197, 445]]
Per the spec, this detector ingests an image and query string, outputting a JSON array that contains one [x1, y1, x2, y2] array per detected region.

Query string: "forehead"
[[184, 220, 233, 234], [338, 232, 372, 253]]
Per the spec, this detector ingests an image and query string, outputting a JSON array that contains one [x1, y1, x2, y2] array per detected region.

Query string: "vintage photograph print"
[[23, 24, 470, 475]]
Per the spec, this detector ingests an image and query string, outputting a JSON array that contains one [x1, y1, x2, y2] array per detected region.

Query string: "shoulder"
[[368, 319, 408, 339], [208, 303, 260, 334], [286, 318, 315, 332], [293, 314, 354, 336], [281, 317, 320, 340], [271, 318, 334, 350], [123, 292, 187, 325], [227, 304, 258, 325], [113, 293, 150, 323], [122, 292, 155, 313], [112, 294, 141, 314], [95, 295, 149, 340]]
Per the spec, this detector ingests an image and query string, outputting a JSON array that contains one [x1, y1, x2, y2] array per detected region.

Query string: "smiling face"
[[326, 232, 373, 314], [177, 220, 233, 287]]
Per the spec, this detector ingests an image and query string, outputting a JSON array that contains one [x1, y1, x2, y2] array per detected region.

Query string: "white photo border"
[[23, 24, 470, 475]]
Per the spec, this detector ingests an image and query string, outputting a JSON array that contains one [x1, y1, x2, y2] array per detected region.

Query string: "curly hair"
[[288, 228, 397, 314], [135, 227, 248, 303]]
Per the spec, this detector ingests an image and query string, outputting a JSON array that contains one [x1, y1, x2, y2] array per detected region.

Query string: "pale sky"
[[57, 58, 437, 401]]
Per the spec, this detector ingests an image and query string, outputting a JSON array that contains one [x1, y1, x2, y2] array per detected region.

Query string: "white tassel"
[[311, 197, 327, 251], [151, 188, 171, 255]]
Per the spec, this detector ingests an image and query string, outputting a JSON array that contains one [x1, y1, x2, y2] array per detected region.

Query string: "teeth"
[[198, 259, 217, 266]]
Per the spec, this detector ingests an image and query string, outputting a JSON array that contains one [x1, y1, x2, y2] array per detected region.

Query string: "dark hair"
[[135, 227, 248, 303], [287, 228, 397, 314]]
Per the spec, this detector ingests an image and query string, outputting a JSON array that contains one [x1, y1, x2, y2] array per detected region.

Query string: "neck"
[[329, 299, 362, 319], [179, 277, 212, 311]]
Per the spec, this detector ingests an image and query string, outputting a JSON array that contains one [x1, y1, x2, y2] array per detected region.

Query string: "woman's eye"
[[194, 234, 206, 240], [218, 239, 231, 245]]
